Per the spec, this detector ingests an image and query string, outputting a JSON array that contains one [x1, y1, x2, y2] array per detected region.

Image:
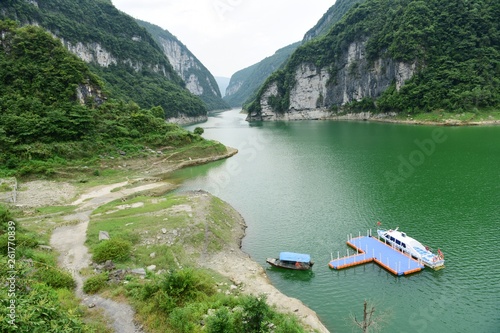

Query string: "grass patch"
[[87, 193, 204, 271], [0, 204, 111, 332], [34, 205, 77, 215]]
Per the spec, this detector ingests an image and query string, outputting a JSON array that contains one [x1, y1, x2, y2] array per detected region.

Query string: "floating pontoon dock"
[[329, 233, 424, 276]]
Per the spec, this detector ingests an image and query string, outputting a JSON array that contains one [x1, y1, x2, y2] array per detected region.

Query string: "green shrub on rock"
[[92, 238, 131, 263], [33, 267, 75, 289], [83, 272, 109, 294]]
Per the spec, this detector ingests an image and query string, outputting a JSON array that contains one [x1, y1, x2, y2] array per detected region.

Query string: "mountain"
[[215, 77, 231, 97], [0, 20, 224, 175], [224, 42, 300, 108], [246, 0, 500, 120], [0, 0, 206, 120], [303, 0, 365, 42], [224, 0, 363, 108], [137, 20, 230, 112]]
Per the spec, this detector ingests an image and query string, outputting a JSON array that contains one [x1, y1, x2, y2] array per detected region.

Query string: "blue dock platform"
[[329, 236, 424, 276]]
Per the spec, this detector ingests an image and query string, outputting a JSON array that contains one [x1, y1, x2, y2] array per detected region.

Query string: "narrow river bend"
[[172, 109, 500, 333]]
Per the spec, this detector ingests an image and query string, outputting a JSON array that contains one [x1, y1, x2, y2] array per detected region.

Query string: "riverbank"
[[246, 108, 500, 126], [8, 146, 329, 333]]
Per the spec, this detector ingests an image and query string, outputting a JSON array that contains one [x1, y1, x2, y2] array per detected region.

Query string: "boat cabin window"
[[390, 236, 395, 242], [396, 239, 401, 245], [385, 235, 390, 239], [402, 243, 406, 248]]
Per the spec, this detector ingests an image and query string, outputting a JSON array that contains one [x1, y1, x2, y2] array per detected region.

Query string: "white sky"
[[112, 0, 335, 78]]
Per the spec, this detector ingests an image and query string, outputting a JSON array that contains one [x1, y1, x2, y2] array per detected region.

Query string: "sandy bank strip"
[[203, 250, 330, 333]]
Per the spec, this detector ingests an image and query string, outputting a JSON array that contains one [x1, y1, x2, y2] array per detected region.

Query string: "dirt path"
[[51, 212, 144, 333], [31, 172, 329, 333], [50, 181, 172, 333]]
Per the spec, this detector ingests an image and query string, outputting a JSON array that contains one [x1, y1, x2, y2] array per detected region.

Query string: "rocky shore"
[[247, 108, 500, 126]]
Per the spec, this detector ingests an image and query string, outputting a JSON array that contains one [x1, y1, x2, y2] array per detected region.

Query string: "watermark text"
[[5, 220, 17, 328]]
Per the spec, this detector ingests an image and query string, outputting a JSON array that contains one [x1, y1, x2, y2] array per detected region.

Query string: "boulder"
[[99, 231, 110, 241]]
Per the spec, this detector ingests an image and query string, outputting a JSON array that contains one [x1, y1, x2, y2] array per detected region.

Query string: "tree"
[[351, 300, 389, 333], [193, 127, 204, 135]]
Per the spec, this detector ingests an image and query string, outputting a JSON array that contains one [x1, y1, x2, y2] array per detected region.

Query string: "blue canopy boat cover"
[[279, 252, 311, 263]]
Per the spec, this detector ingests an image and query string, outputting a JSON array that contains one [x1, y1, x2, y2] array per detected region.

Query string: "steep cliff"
[[224, 42, 300, 108], [137, 20, 229, 111], [0, 0, 206, 119], [224, 0, 362, 108], [247, 0, 500, 121]]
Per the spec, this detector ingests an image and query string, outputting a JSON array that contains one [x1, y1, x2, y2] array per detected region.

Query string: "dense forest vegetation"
[[0, 20, 219, 176], [0, 0, 206, 118], [226, 0, 362, 108], [225, 42, 300, 108], [302, 0, 365, 41], [137, 20, 230, 111], [247, 0, 500, 115]]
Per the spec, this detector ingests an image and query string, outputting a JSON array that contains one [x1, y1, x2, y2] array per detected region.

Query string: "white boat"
[[377, 228, 445, 269]]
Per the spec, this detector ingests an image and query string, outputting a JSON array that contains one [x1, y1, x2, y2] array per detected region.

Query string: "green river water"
[[173, 109, 500, 333]]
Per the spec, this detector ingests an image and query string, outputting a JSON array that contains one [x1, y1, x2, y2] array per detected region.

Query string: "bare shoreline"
[[12, 146, 330, 333], [246, 109, 500, 126]]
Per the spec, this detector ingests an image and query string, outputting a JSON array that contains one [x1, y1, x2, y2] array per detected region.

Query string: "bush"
[[240, 295, 271, 333], [193, 127, 204, 135], [0, 232, 38, 255], [206, 307, 233, 333], [33, 267, 75, 289], [160, 269, 215, 305], [0, 283, 89, 333], [83, 272, 109, 294], [0, 204, 13, 234], [92, 238, 131, 263], [169, 307, 196, 333]]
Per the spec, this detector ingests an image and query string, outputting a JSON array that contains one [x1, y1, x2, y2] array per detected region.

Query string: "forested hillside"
[[303, 0, 365, 41], [0, 0, 206, 118], [0, 21, 221, 176], [247, 0, 500, 117], [224, 42, 300, 108], [137, 20, 229, 111]]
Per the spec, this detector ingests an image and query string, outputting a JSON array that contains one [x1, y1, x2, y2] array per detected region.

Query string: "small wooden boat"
[[266, 252, 314, 270]]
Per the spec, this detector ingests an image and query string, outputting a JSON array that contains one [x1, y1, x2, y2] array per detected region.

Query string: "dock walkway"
[[329, 236, 424, 276]]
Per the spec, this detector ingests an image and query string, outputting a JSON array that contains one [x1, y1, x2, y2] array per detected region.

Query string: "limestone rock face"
[[63, 41, 117, 67], [324, 40, 416, 106], [166, 114, 208, 126], [249, 40, 416, 121], [225, 80, 243, 97], [158, 37, 219, 98], [59, 38, 170, 76], [289, 64, 330, 110]]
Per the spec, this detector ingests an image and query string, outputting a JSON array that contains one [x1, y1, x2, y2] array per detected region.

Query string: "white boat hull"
[[377, 228, 444, 269]]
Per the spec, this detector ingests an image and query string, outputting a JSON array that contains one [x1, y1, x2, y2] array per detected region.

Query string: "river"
[[172, 109, 500, 333]]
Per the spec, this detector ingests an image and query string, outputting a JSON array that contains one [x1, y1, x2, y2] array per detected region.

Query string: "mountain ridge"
[[0, 0, 207, 119], [223, 0, 363, 108], [137, 19, 230, 112], [246, 0, 500, 120]]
